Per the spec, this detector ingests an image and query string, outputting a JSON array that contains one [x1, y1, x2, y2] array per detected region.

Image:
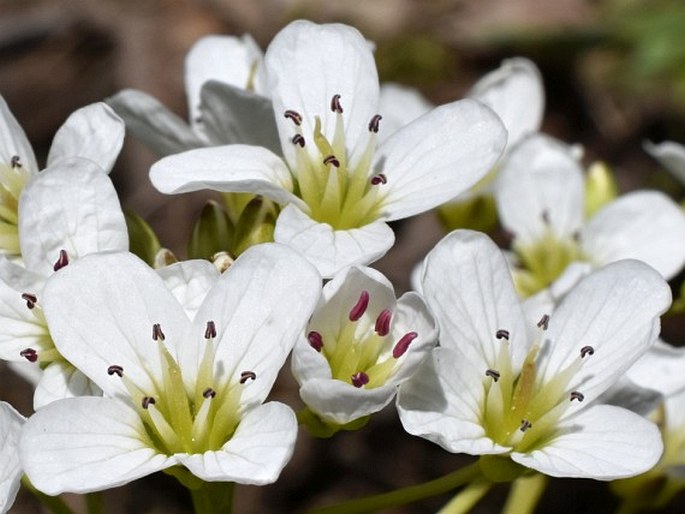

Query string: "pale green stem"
[[21, 476, 77, 514], [308, 461, 483, 514], [502, 473, 547, 514], [190, 481, 235, 514], [437, 479, 491, 514]]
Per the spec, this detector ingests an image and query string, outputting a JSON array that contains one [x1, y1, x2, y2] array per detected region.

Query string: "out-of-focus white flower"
[[292, 265, 437, 426], [644, 140, 685, 186], [0, 401, 24, 514], [398, 230, 670, 480], [150, 20, 506, 277], [20, 244, 321, 494]]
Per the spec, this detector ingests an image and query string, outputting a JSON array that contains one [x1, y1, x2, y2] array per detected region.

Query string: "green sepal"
[[222, 192, 258, 224], [232, 196, 277, 256], [164, 465, 205, 490], [585, 161, 618, 218], [124, 207, 162, 266], [188, 200, 235, 260], [478, 455, 526, 483], [297, 406, 369, 439], [437, 193, 498, 233]]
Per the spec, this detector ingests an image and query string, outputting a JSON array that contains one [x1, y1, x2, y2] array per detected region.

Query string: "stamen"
[[11, 156, 21, 168], [496, 329, 510, 340], [349, 290, 370, 321], [284, 110, 303, 126], [374, 309, 392, 336], [202, 387, 216, 399], [142, 396, 156, 409], [541, 210, 550, 224], [152, 323, 166, 341], [330, 94, 343, 113], [393, 332, 418, 358], [570, 391, 584, 402], [520, 419, 533, 432], [370, 174, 387, 185], [580, 345, 594, 358], [292, 134, 305, 147], [204, 320, 217, 339], [239, 371, 257, 384], [307, 331, 324, 352], [323, 155, 340, 167], [107, 365, 124, 377], [368, 114, 382, 133], [53, 249, 69, 271], [21, 293, 37, 309], [351, 371, 369, 388], [537, 315, 550, 330], [485, 369, 500, 382], [19, 348, 38, 363]]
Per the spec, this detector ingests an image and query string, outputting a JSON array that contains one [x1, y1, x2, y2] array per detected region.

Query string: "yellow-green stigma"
[[283, 95, 386, 229], [0, 155, 31, 255], [307, 290, 418, 389], [107, 320, 248, 455]]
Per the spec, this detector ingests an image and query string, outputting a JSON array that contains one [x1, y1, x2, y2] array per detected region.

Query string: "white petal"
[[495, 134, 584, 245], [41, 252, 190, 398], [33, 361, 102, 410], [468, 58, 544, 149], [184, 34, 266, 125], [291, 337, 332, 384], [377, 83, 433, 142], [266, 20, 379, 169], [0, 402, 24, 514], [156, 259, 220, 321], [19, 157, 128, 277], [180, 243, 321, 406], [397, 347, 509, 456], [644, 139, 685, 185], [421, 230, 529, 373], [178, 402, 296, 484], [0, 95, 38, 174], [581, 190, 685, 279], [107, 89, 205, 156], [149, 144, 303, 208], [626, 340, 685, 397], [378, 99, 506, 221], [511, 405, 663, 479], [47, 103, 124, 173], [20, 397, 173, 494], [664, 387, 685, 432], [274, 204, 394, 278], [539, 259, 672, 403]]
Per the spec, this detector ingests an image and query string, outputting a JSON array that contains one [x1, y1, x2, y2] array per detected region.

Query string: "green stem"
[[85, 492, 104, 514], [308, 461, 483, 514], [21, 476, 77, 514], [190, 481, 235, 514], [502, 473, 547, 514], [437, 479, 491, 514]]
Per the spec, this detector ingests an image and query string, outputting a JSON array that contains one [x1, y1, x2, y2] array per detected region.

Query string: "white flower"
[[108, 34, 281, 156], [495, 133, 685, 298], [292, 265, 437, 426], [644, 140, 685, 186], [0, 401, 24, 514], [150, 20, 506, 277], [397, 230, 671, 479], [20, 244, 321, 493]]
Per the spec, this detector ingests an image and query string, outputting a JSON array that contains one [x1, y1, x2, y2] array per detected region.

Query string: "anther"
[[21, 293, 37, 309], [570, 391, 585, 402], [580, 345, 594, 358], [323, 155, 340, 167], [541, 210, 550, 224], [142, 396, 156, 409], [240, 371, 257, 384], [152, 323, 165, 341], [284, 110, 303, 126], [203, 387, 216, 399], [370, 174, 387, 185], [107, 365, 124, 377], [485, 369, 501, 382], [374, 309, 392, 336], [204, 320, 217, 339], [307, 331, 324, 352], [368, 114, 382, 133], [496, 329, 509, 340], [537, 315, 550, 330], [351, 371, 369, 388], [19, 348, 38, 363], [53, 249, 69, 271], [393, 332, 418, 358], [349, 290, 370, 321], [520, 419, 533, 432], [292, 134, 305, 147], [330, 94, 343, 113], [11, 156, 21, 168]]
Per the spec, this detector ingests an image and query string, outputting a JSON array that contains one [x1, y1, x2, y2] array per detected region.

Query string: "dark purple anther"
[[21, 293, 37, 309], [351, 371, 369, 388], [570, 391, 584, 402], [292, 134, 305, 147], [520, 419, 533, 432], [393, 332, 418, 358], [323, 155, 340, 167], [11, 156, 21, 168], [496, 329, 509, 340], [374, 309, 392, 336], [307, 331, 324, 352], [330, 94, 343, 113], [537, 315, 550, 330], [204, 320, 217, 340], [349, 290, 370, 321], [580, 345, 594, 358], [485, 369, 500, 382], [152, 323, 165, 341], [142, 396, 156, 409], [203, 387, 216, 399], [368, 114, 382, 133], [370, 174, 387, 185], [53, 249, 69, 271], [284, 110, 303, 126], [240, 371, 257, 384], [107, 365, 124, 377], [20, 348, 38, 363]]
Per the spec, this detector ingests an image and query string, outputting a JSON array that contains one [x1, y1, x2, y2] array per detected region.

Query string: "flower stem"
[[437, 479, 491, 513], [21, 476, 77, 514], [85, 492, 104, 514], [308, 461, 483, 514], [502, 473, 547, 514], [190, 481, 235, 514]]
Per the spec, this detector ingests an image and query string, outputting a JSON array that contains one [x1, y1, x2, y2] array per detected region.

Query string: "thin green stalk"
[[85, 492, 104, 514], [308, 461, 483, 514], [502, 473, 547, 514], [438, 479, 491, 514], [190, 481, 235, 514], [21, 476, 77, 514]]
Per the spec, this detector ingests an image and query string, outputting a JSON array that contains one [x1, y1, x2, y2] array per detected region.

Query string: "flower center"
[[0, 156, 31, 255], [307, 290, 417, 388], [283, 95, 387, 229]]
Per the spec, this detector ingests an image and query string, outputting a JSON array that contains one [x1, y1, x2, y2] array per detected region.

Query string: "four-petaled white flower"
[[0, 401, 23, 514], [397, 230, 671, 479], [20, 244, 321, 493], [150, 20, 507, 277], [292, 265, 437, 426]]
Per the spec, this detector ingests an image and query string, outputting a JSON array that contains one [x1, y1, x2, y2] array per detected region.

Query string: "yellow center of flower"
[[0, 157, 31, 255]]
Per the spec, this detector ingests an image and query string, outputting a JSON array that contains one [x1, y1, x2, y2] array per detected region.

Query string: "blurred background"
[[2, 0, 685, 512]]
